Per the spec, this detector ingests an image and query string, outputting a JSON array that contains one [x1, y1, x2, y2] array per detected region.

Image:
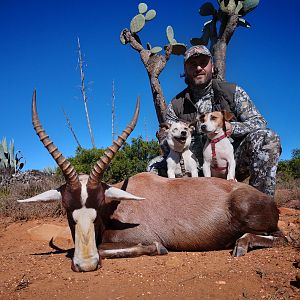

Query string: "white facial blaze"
[[72, 174, 99, 271], [79, 174, 89, 206], [72, 207, 99, 271]]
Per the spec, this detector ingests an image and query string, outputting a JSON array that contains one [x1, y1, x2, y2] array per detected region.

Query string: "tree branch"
[[121, 29, 172, 124]]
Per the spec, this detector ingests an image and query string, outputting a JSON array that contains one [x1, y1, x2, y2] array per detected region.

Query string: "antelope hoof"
[[154, 241, 168, 255], [232, 245, 247, 257]]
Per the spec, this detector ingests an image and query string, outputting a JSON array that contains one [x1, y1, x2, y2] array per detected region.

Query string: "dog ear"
[[222, 111, 234, 121], [156, 123, 170, 142], [197, 114, 206, 123], [159, 122, 171, 130], [188, 120, 197, 132]]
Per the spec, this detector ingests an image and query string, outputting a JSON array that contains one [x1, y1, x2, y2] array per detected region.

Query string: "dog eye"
[[211, 116, 217, 120]]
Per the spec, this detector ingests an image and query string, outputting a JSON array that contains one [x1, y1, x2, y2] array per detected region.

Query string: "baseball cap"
[[184, 45, 212, 62]]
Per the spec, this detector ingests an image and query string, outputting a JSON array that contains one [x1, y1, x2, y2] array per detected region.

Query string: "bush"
[[68, 136, 160, 183], [278, 148, 300, 180]]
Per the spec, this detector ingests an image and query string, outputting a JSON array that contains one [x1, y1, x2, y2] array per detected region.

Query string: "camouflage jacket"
[[164, 80, 267, 139]]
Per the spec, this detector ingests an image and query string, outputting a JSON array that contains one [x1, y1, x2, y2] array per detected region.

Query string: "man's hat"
[[184, 45, 212, 63]]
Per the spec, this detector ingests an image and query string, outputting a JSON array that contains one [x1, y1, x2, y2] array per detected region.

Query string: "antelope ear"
[[104, 186, 145, 202], [17, 189, 62, 203]]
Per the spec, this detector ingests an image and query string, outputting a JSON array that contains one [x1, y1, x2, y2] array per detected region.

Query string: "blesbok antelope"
[[18, 91, 285, 272]]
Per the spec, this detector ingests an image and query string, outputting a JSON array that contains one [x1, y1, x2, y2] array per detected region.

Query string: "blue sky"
[[1, 0, 299, 170]]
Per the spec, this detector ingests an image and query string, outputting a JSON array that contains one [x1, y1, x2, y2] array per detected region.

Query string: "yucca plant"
[[0, 137, 25, 175]]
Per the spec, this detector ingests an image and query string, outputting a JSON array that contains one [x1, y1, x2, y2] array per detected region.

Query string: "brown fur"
[[100, 173, 279, 251]]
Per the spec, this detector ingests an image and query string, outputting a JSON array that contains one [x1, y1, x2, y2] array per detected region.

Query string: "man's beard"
[[185, 72, 213, 89], [185, 75, 213, 101]]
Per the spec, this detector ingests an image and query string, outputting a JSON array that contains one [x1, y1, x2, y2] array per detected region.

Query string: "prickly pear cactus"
[[218, 0, 238, 14], [199, 2, 216, 16], [240, 0, 260, 16], [218, 0, 259, 16], [130, 14, 146, 33], [129, 3, 157, 34], [145, 9, 156, 21], [190, 20, 211, 46], [165, 25, 187, 55], [171, 43, 187, 56], [166, 26, 175, 44], [138, 3, 148, 14], [150, 46, 163, 54]]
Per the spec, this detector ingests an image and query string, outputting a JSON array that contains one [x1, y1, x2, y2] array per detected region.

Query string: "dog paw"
[[227, 178, 237, 182]]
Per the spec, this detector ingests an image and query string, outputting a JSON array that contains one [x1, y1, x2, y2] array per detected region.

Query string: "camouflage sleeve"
[[231, 86, 267, 138], [164, 102, 179, 124]]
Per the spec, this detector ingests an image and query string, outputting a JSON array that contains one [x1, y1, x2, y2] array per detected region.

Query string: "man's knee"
[[247, 128, 281, 154]]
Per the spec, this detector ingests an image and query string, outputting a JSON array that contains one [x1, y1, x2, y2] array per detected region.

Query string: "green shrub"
[[278, 148, 300, 180], [67, 136, 160, 183]]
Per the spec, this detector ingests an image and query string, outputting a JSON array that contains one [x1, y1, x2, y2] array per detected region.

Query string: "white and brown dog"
[[198, 111, 236, 180], [161, 121, 198, 178]]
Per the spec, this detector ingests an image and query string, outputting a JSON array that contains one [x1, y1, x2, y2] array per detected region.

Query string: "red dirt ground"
[[0, 208, 299, 300]]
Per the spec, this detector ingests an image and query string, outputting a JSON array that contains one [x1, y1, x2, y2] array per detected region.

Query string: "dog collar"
[[209, 133, 228, 171], [209, 133, 227, 145]]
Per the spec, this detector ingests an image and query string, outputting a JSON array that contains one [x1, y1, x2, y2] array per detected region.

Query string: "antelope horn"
[[87, 96, 140, 188], [32, 90, 80, 189]]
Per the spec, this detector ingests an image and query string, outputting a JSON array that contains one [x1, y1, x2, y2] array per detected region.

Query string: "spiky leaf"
[[199, 2, 216, 16], [130, 14, 146, 33], [145, 9, 156, 21], [146, 42, 152, 50], [9, 140, 14, 168], [1, 137, 8, 154], [166, 26, 174, 44], [150, 46, 162, 54], [238, 18, 251, 28], [138, 3, 148, 14]]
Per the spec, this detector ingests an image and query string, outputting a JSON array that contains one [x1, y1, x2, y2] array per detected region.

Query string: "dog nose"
[[201, 125, 207, 131], [181, 131, 187, 136]]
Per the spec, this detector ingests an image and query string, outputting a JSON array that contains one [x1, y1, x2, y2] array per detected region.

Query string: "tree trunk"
[[212, 14, 239, 81]]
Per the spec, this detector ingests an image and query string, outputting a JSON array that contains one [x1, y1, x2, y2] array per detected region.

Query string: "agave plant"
[[0, 137, 25, 174]]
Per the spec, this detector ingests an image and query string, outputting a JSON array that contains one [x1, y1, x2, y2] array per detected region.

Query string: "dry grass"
[[275, 177, 300, 208], [0, 172, 65, 220]]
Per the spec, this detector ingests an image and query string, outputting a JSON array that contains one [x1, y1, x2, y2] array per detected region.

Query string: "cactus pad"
[[166, 26, 175, 44], [145, 9, 156, 21], [190, 37, 208, 46], [130, 14, 146, 33], [199, 2, 216, 16], [171, 43, 187, 56], [240, 0, 260, 16], [138, 3, 148, 14], [150, 46, 162, 54]]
